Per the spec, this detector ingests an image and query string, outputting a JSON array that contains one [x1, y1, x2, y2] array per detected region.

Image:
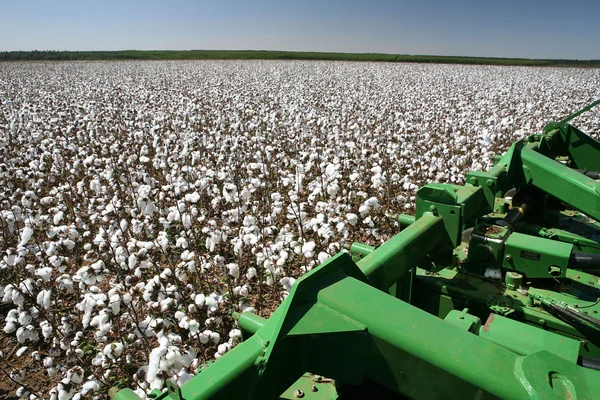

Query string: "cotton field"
[[0, 60, 599, 399]]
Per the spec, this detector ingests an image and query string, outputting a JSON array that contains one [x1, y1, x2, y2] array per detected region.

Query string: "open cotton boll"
[[194, 293, 205, 307], [20, 226, 34, 246], [18, 312, 32, 326], [209, 332, 220, 344], [302, 241, 316, 258], [53, 211, 64, 225], [318, 251, 330, 264], [80, 381, 100, 396], [217, 343, 231, 355], [226, 263, 239, 279], [484, 268, 502, 280], [245, 267, 257, 280], [280, 277, 296, 291]]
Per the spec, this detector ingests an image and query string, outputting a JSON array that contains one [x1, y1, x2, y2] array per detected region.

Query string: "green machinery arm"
[[112, 101, 600, 400]]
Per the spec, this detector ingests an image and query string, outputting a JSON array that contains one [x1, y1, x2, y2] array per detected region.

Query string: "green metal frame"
[[112, 101, 600, 400]]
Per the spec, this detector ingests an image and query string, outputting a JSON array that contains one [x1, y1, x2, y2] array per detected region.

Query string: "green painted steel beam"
[[517, 145, 600, 221], [357, 213, 446, 290]]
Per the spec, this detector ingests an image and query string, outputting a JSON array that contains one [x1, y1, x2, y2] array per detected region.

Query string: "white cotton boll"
[[176, 237, 188, 249], [199, 331, 210, 344], [276, 250, 288, 266], [63, 239, 75, 250], [217, 343, 231, 355], [227, 263, 240, 279], [182, 214, 192, 228], [41, 322, 53, 339], [246, 267, 256, 280], [210, 332, 221, 344], [68, 367, 84, 384], [16, 387, 29, 398], [205, 296, 218, 312], [366, 197, 380, 209], [18, 312, 32, 326], [146, 347, 166, 384], [243, 233, 258, 245], [20, 227, 34, 246], [185, 192, 201, 203], [36, 289, 51, 310], [4, 321, 17, 334], [302, 241, 316, 258], [178, 372, 194, 387], [188, 319, 199, 334], [484, 268, 502, 280], [346, 213, 358, 226], [53, 211, 64, 225], [80, 381, 100, 396], [243, 215, 256, 227], [229, 329, 242, 340], [318, 251, 330, 264], [280, 277, 296, 291], [4, 254, 16, 266], [35, 267, 53, 281], [358, 204, 371, 215], [16, 346, 27, 357], [194, 294, 205, 307], [174, 311, 186, 322]]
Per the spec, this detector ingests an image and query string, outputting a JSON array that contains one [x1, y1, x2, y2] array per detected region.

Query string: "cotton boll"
[[227, 263, 240, 279], [18, 312, 32, 326], [199, 331, 210, 344], [317, 251, 330, 264], [209, 332, 220, 344], [67, 366, 84, 384], [229, 329, 242, 340], [194, 293, 205, 307], [53, 211, 64, 225], [280, 277, 296, 291], [484, 268, 502, 280], [80, 381, 100, 396], [245, 267, 257, 280], [20, 227, 34, 246], [3, 320, 17, 334], [302, 241, 316, 258], [217, 343, 231, 355], [346, 213, 358, 226], [40, 321, 53, 339]]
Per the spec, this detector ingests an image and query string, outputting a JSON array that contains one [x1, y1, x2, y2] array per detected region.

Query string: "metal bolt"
[[294, 389, 305, 398], [311, 385, 318, 392], [486, 179, 493, 187], [505, 254, 512, 262]]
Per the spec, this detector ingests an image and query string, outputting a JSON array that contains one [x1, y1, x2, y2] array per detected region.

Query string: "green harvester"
[[112, 100, 600, 399]]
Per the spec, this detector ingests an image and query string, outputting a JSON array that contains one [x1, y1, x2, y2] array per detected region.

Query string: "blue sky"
[[2, 0, 600, 59]]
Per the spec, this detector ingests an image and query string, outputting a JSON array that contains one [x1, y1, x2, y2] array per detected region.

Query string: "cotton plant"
[[0, 60, 599, 399]]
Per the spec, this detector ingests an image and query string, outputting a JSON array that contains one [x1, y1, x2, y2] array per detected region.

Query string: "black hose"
[[574, 169, 600, 179], [569, 252, 600, 269], [579, 356, 600, 371]]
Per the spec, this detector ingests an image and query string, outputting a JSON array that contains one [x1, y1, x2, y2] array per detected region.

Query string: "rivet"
[[294, 389, 305, 398]]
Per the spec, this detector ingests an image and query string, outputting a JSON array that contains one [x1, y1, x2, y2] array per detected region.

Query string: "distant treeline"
[[1, 50, 599, 67]]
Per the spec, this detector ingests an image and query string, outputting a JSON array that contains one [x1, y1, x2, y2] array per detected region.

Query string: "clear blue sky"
[[3, 0, 600, 59]]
